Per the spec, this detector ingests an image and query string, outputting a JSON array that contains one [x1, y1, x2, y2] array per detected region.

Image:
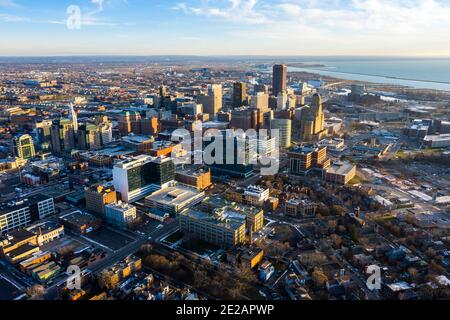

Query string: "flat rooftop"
[[0, 194, 52, 215], [146, 185, 204, 206], [198, 196, 262, 216], [1, 229, 35, 243], [286, 198, 315, 206], [60, 210, 97, 226], [6, 243, 39, 259], [122, 134, 153, 143], [176, 168, 210, 177], [424, 134, 450, 142], [106, 201, 135, 211], [27, 221, 63, 235], [289, 145, 322, 155], [180, 208, 245, 231], [326, 162, 355, 175], [94, 146, 134, 157]]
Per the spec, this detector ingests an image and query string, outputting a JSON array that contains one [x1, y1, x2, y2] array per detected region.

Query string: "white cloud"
[[0, 13, 28, 22], [173, 0, 450, 55], [0, 0, 19, 8], [91, 0, 105, 11], [0, 0, 125, 28], [173, 0, 270, 24], [174, 0, 450, 36]]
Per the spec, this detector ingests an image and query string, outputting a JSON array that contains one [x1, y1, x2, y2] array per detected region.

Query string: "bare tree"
[[26, 284, 46, 300], [98, 270, 119, 290], [311, 269, 329, 288]]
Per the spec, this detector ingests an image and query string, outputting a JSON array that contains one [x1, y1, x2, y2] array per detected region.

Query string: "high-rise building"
[[300, 93, 327, 142], [230, 107, 263, 131], [35, 120, 52, 151], [232, 82, 247, 108], [178, 102, 203, 117], [85, 184, 117, 216], [270, 118, 292, 149], [273, 64, 287, 97], [263, 110, 274, 129], [159, 86, 168, 109], [288, 145, 331, 176], [113, 155, 175, 203], [147, 156, 176, 187], [255, 135, 277, 157], [276, 92, 288, 111], [76, 123, 102, 150], [98, 121, 113, 145], [205, 130, 255, 179], [254, 84, 268, 94], [198, 84, 223, 117], [140, 117, 159, 136], [50, 119, 75, 154], [13, 134, 35, 160], [0, 195, 55, 234], [179, 197, 264, 248], [251, 92, 270, 113], [118, 111, 141, 136]]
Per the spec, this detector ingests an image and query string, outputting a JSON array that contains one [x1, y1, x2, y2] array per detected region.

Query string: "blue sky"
[[1, 0, 450, 56]]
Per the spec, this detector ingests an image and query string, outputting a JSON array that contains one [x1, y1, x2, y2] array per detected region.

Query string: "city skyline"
[[1, 0, 450, 56]]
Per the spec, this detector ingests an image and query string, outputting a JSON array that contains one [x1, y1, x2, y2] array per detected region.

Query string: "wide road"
[[44, 220, 179, 299]]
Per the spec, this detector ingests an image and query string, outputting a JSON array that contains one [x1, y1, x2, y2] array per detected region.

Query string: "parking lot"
[[84, 227, 136, 251]]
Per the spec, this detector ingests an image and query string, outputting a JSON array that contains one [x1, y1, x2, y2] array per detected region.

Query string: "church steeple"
[[69, 102, 78, 133]]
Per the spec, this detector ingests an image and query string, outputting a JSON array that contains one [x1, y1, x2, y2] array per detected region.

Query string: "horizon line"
[[1, 54, 450, 59]]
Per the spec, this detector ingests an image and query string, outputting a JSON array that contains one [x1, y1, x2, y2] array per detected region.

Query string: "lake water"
[[287, 58, 450, 92]]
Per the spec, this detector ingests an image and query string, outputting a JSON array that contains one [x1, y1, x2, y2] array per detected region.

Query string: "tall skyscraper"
[[232, 82, 247, 108], [254, 84, 269, 94], [251, 92, 270, 113], [300, 93, 327, 142], [35, 120, 52, 151], [113, 155, 175, 203], [230, 107, 263, 131], [50, 119, 75, 154], [85, 184, 117, 216], [205, 130, 254, 179], [140, 116, 159, 136], [13, 134, 36, 160], [98, 121, 113, 145], [197, 84, 222, 117], [68, 103, 78, 133], [210, 84, 223, 115], [159, 86, 169, 109], [271, 118, 292, 149], [76, 123, 103, 150], [118, 111, 141, 136], [273, 64, 287, 97], [276, 92, 288, 111]]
